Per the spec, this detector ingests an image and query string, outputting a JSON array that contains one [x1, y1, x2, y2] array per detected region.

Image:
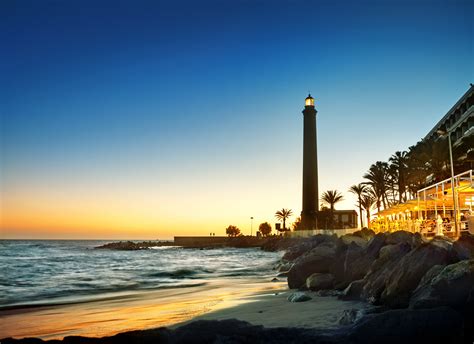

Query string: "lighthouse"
[[301, 94, 319, 230]]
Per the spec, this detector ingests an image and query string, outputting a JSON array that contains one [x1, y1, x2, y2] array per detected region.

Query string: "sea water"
[[0, 240, 281, 309]]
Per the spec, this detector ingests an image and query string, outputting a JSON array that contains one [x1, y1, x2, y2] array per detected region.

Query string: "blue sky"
[[1, 0, 473, 238]]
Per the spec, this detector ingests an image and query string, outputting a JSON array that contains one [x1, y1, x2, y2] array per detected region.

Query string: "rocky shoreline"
[[3, 230, 474, 343]]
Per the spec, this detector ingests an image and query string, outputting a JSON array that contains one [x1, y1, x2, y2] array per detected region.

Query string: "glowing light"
[[305, 94, 314, 106]]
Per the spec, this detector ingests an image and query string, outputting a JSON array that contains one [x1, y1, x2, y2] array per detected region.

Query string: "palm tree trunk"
[[358, 197, 364, 228]]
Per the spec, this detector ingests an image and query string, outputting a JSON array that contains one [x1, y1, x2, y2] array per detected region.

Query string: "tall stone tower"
[[301, 94, 319, 230]]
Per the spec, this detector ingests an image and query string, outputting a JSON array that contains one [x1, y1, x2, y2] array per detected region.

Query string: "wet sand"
[[0, 278, 287, 340]]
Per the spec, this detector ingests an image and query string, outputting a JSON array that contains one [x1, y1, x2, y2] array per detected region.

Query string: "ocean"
[[0, 240, 282, 310]]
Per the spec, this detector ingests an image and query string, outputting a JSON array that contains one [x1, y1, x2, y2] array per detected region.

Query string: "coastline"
[[0, 277, 288, 340], [3, 231, 474, 343]]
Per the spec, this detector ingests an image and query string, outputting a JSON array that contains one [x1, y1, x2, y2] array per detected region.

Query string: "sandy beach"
[[175, 290, 368, 330], [0, 278, 288, 340], [0, 276, 368, 341]]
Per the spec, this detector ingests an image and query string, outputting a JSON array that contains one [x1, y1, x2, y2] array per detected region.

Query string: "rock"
[[360, 243, 412, 304], [287, 243, 337, 289], [340, 279, 365, 300], [453, 233, 474, 260], [349, 307, 464, 344], [306, 273, 334, 290], [352, 227, 375, 240], [338, 308, 362, 326], [410, 259, 474, 310], [271, 277, 279, 282], [340, 235, 368, 248], [365, 233, 387, 257], [385, 230, 414, 246], [380, 241, 455, 308], [430, 235, 454, 250], [343, 243, 372, 284], [282, 241, 314, 262], [287, 292, 312, 302], [280, 234, 338, 262]]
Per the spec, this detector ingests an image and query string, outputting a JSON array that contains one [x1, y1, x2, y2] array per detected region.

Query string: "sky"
[[1, 0, 473, 239]]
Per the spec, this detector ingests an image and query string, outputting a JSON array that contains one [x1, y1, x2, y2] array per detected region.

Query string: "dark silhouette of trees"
[[275, 208, 293, 231], [389, 151, 408, 203], [321, 190, 344, 211], [360, 194, 376, 228], [258, 222, 272, 236], [349, 184, 367, 228], [291, 216, 302, 231], [225, 225, 240, 237]]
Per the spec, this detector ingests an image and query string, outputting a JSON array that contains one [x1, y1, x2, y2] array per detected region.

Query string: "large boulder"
[[349, 307, 464, 344], [453, 233, 474, 260], [281, 242, 312, 262], [306, 273, 334, 290], [360, 243, 412, 304], [380, 241, 455, 308], [281, 234, 338, 262], [287, 242, 337, 289], [342, 243, 371, 284], [385, 230, 416, 246], [365, 233, 388, 257], [410, 259, 474, 310]]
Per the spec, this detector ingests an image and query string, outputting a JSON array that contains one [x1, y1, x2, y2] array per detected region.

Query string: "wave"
[[0, 282, 209, 311]]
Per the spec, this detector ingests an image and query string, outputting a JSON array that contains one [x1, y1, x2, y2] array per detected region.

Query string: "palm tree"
[[275, 208, 293, 231], [363, 161, 390, 212], [349, 184, 367, 228], [389, 151, 408, 203], [320, 190, 344, 211], [360, 194, 376, 228]]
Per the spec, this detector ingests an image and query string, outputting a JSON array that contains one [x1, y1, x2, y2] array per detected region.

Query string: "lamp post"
[[437, 128, 459, 237], [250, 217, 254, 236]]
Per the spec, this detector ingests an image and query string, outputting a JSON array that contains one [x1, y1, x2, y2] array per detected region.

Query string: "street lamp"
[[437, 127, 459, 237], [250, 217, 254, 236]]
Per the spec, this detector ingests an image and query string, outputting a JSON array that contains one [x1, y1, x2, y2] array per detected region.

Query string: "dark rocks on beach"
[[306, 273, 334, 290], [351, 227, 375, 240], [349, 307, 464, 344], [338, 308, 362, 326], [340, 279, 365, 300], [341, 242, 369, 286], [339, 235, 367, 248], [379, 240, 455, 308], [409, 259, 474, 310], [360, 243, 412, 304], [287, 242, 337, 289], [1, 319, 339, 344], [287, 292, 312, 302], [453, 233, 474, 260]]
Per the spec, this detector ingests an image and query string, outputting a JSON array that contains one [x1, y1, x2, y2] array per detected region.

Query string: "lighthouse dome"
[[305, 94, 314, 107]]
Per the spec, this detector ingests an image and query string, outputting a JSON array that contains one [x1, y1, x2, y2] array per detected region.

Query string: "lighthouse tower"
[[301, 94, 319, 230]]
